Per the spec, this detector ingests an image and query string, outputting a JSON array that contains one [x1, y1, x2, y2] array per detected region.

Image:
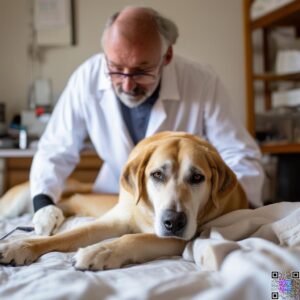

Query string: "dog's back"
[[0, 179, 118, 219]]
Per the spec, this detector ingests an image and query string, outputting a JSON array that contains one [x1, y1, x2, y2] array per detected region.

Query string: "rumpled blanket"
[[0, 202, 299, 300]]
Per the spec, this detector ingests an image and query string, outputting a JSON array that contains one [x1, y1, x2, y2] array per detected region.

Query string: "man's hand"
[[32, 205, 65, 236]]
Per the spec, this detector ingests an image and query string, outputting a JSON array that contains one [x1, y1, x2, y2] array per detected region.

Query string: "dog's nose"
[[162, 210, 187, 234]]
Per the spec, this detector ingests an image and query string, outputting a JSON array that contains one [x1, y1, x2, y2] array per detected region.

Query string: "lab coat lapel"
[[146, 99, 167, 136], [146, 58, 180, 137], [99, 90, 133, 152]]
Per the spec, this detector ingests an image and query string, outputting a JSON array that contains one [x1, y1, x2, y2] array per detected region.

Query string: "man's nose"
[[122, 76, 136, 92]]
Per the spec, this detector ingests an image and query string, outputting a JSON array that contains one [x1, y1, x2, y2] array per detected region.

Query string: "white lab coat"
[[30, 54, 264, 207]]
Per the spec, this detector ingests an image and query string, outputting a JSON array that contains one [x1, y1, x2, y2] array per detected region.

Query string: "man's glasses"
[[105, 55, 165, 85], [107, 71, 157, 85]]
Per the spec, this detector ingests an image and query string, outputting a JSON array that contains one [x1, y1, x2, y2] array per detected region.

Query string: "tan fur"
[[0, 131, 248, 270], [59, 193, 118, 217], [0, 182, 31, 218]]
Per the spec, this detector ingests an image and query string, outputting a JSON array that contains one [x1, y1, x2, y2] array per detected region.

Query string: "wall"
[[0, 0, 246, 125]]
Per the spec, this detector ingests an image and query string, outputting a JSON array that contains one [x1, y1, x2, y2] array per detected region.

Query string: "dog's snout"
[[162, 210, 187, 234]]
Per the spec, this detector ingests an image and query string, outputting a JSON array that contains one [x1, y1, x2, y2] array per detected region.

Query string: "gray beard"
[[117, 92, 150, 108], [115, 78, 160, 108]]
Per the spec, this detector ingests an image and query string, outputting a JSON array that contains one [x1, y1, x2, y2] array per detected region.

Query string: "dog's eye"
[[188, 173, 205, 185], [151, 171, 165, 182]]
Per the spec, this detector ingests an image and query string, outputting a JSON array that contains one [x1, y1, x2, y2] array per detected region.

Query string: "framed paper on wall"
[[34, 0, 76, 46]]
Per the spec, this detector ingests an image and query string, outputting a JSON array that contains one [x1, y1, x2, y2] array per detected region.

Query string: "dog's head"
[[121, 131, 247, 241]]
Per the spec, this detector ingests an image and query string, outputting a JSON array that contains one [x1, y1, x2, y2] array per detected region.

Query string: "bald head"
[[113, 7, 161, 43], [104, 7, 163, 55], [101, 6, 179, 55]]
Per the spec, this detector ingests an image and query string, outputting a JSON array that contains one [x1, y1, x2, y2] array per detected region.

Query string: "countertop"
[[0, 148, 97, 158], [0, 148, 36, 158]]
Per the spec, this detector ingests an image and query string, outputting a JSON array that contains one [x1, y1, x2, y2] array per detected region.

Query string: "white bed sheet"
[[0, 202, 300, 300]]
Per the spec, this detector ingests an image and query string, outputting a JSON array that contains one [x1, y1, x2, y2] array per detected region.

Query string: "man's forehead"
[[103, 15, 162, 65], [104, 35, 162, 68], [106, 56, 155, 68]]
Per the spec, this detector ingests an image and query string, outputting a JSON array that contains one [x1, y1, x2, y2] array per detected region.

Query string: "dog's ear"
[[120, 150, 152, 205], [205, 151, 237, 208]]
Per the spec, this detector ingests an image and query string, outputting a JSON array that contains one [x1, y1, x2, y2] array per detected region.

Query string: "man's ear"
[[163, 46, 173, 65], [206, 151, 237, 208], [120, 151, 151, 205]]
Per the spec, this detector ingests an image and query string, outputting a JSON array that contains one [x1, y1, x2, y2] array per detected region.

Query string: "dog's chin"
[[156, 231, 188, 240]]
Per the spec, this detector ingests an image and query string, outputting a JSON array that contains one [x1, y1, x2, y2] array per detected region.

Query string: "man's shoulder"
[[65, 53, 105, 90], [74, 53, 104, 74], [172, 54, 218, 83]]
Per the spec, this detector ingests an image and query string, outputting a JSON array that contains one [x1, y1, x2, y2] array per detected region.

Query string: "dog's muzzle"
[[161, 209, 187, 237]]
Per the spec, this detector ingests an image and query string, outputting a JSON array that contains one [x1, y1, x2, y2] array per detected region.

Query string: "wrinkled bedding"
[[1, 202, 300, 300]]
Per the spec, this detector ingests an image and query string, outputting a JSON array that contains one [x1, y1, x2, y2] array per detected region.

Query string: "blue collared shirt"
[[119, 86, 160, 145]]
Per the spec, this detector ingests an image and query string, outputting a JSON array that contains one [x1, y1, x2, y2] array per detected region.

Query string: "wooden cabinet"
[[2, 151, 102, 192], [243, 0, 300, 154]]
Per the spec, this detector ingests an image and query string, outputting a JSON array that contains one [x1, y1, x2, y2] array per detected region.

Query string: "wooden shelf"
[[244, 0, 300, 153], [254, 72, 300, 81], [260, 143, 300, 153], [251, 1, 300, 30]]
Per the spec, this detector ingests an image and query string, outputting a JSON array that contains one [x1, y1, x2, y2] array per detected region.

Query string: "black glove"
[[33, 193, 55, 212]]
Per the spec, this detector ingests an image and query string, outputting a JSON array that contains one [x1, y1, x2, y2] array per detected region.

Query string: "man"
[[30, 6, 264, 236]]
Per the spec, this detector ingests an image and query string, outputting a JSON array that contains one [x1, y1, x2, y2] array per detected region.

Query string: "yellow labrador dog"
[[0, 131, 248, 270]]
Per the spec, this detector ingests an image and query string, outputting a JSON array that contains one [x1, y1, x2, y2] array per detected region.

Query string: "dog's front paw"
[[0, 240, 38, 266], [73, 240, 126, 271]]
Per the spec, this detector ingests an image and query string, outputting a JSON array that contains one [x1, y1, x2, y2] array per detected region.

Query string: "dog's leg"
[[0, 206, 131, 266], [73, 233, 187, 271]]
